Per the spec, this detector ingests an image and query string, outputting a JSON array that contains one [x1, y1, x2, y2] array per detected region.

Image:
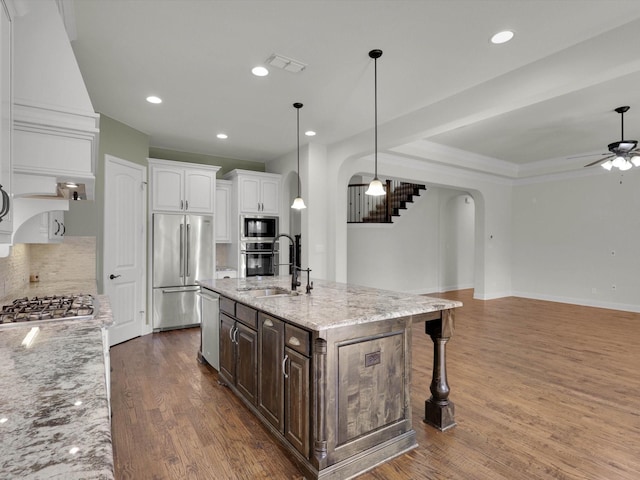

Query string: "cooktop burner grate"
[[0, 294, 95, 324]]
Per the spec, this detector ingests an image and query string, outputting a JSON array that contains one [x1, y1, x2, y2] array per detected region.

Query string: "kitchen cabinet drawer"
[[285, 323, 310, 356], [220, 296, 235, 316], [236, 303, 257, 329]]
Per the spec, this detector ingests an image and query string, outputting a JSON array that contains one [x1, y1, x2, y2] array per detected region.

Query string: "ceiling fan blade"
[[583, 155, 614, 167], [567, 152, 609, 159]]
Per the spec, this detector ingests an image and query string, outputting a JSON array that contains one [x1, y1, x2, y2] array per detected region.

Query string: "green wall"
[[66, 114, 150, 292], [149, 147, 264, 177]]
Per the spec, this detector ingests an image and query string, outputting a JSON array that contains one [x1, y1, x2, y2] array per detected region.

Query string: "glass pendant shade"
[[365, 178, 386, 196], [601, 159, 613, 170], [291, 196, 307, 209], [619, 160, 633, 171], [631, 155, 640, 167], [612, 156, 626, 168]]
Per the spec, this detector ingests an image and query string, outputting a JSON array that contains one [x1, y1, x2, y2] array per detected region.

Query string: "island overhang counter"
[[197, 277, 462, 480]]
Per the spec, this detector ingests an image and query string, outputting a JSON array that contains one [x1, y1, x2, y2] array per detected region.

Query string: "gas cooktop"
[[0, 294, 95, 324]]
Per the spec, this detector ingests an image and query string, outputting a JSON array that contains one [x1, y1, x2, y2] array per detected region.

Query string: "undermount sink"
[[239, 287, 301, 298]]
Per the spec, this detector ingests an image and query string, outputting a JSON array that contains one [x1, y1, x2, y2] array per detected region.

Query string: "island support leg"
[[313, 338, 328, 463], [424, 309, 456, 431]]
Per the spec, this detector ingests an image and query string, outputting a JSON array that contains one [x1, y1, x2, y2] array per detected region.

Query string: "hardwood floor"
[[110, 290, 640, 479]]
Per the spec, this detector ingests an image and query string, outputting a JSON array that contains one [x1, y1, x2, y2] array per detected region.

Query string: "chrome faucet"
[[271, 233, 300, 291]]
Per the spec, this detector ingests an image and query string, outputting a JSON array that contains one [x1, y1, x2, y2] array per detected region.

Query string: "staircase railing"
[[348, 180, 426, 223], [347, 181, 393, 223]]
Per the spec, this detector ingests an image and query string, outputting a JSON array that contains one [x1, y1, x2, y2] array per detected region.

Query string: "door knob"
[[109, 274, 121, 280]]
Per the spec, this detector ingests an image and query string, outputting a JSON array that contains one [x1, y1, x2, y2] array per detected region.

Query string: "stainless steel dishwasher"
[[198, 287, 220, 370]]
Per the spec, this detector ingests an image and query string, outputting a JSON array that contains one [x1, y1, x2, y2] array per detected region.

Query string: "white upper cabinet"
[[149, 159, 219, 214], [0, 0, 12, 242], [225, 170, 281, 215], [215, 180, 231, 243], [185, 169, 216, 213]]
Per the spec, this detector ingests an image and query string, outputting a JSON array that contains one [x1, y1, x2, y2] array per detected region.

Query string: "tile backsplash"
[[0, 237, 96, 299]]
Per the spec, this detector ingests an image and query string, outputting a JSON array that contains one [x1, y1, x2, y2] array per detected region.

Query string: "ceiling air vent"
[[265, 53, 307, 73]]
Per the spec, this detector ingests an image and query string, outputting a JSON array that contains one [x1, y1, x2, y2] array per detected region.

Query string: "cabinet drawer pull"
[[282, 354, 289, 378], [288, 336, 301, 347], [264, 318, 273, 327]]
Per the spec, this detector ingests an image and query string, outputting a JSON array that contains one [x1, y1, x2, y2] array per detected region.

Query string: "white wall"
[[512, 168, 640, 311], [347, 187, 475, 294], [347, 189, 440, 293], [440, 193, 475, 292]]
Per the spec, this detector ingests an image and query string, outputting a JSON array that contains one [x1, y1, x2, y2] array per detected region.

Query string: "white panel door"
[[104, 155, 147, 346]]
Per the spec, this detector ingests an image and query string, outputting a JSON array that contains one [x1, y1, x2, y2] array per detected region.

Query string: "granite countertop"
[[198, 277, 462, 331], [0, 288, 114, 479]]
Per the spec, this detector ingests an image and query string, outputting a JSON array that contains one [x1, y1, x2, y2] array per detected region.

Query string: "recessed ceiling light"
[[305, 130, 316, 137], [490, 30, 514, 44], [146, 95, 162, 104], [216, 133, 228, 139], [251, 66, 269, 77]]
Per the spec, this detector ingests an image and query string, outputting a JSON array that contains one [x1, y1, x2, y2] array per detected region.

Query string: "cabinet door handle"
[[62, 223, 66, 236], [180, 200, 184, 210], [54, 219, 61, 235], [0, 184, 9, 222], [229, 324, 234, 342], [233, 326, 239, 344], [282, 354, 289, 378], [185, 200, 189, 210]]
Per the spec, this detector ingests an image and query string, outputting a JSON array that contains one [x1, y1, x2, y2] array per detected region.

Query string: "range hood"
[[10, 0, 98, 233]]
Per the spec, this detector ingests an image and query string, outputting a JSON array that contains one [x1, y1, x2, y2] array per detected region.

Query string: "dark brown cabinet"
[[214, 292, 417, 480], [258, 313, 285, 431], [219, 301, 258, 406], [284, 346, 309, 456], [258, 312, 311, 458]]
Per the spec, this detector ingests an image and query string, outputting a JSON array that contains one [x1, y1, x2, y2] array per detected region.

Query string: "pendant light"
[[291, 102, 307, 209], [365, 49, 386, 196]]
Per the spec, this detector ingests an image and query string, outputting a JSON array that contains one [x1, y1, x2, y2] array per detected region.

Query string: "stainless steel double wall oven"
[[240, 215, 279, 277]]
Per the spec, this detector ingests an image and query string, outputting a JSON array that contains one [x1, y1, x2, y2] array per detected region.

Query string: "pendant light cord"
[[297, 106, 301, 196], [374, 54, 378, 178]]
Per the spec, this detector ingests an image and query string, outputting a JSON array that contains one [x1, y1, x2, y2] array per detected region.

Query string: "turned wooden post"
[[313, 338, 328, 462], [424, 309, 456, 431]]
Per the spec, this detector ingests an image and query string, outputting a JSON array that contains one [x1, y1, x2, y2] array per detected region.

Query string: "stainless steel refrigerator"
[[152, 213, 213, 330]]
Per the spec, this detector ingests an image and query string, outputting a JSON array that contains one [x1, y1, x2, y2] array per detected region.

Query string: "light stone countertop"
[[198, 276, 462, 331], [0, 288, 114, 480]]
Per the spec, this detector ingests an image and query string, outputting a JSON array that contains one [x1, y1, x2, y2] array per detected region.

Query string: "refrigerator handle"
[[186, 223, 191, 277], [179, 223, 184, 277]]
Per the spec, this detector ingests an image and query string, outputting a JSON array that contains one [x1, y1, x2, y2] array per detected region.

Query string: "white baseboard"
[[511, 290, 640, 313]]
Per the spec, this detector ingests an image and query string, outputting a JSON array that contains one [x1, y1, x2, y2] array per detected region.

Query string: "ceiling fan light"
[[612, 156, 626, 168], [619, 160, 633, 171], [601, 160, 613, 171], [631, 155, 640, 167], [365, 178, 386, 196]]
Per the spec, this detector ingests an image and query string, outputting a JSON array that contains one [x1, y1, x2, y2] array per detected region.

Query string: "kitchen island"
[[198, 276, 462, 479], [0, 295, 114, 480]]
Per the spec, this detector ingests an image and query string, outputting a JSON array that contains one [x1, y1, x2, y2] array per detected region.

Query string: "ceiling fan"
[[583, 106, 640, 171]]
